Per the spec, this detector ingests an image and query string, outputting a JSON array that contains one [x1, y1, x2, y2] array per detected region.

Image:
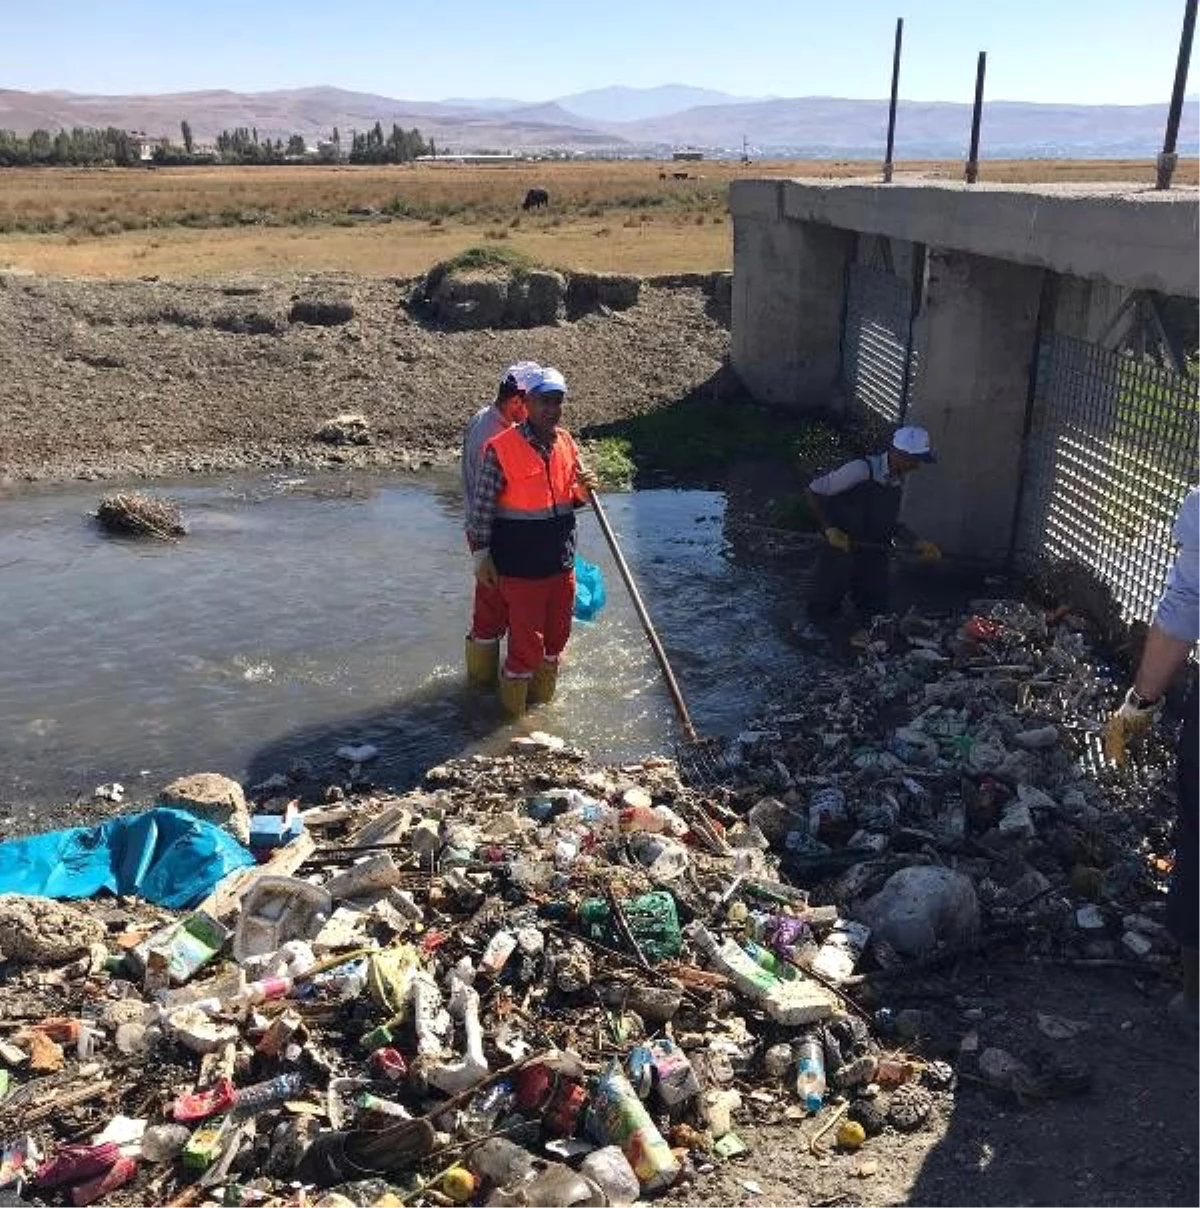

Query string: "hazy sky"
[[5, 0, 1196, 105]]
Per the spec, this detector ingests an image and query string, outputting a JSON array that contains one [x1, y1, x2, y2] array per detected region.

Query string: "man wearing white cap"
[[1104, 485, 1198, 1029], [804, 425, 941, 624], [461, 361, 540, 687], [467, 366, 597, 717]]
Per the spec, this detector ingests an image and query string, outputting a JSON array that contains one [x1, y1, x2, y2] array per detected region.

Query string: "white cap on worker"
[[892, 425, 936, 462], [528, 366, 568, 396], [499, 360, 542, 394]]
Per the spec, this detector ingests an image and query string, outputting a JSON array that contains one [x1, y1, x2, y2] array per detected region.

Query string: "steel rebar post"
[[965, 51, 987, 184], [1157, 0, 1198, 189], [884, 17, 904, 182]]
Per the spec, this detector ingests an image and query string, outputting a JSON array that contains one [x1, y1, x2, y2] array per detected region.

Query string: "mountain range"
[[0, 84, 1195, 158]]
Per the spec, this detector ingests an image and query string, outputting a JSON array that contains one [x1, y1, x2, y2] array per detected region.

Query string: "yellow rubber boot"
[[465, 637, 499, 689], [497, 674, 528, 719], [528, 659, 559, 705]]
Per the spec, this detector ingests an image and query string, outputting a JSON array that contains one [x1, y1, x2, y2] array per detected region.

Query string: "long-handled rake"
[[588, 492, 731, 788]]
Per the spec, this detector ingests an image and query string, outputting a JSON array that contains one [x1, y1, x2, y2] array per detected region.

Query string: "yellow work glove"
[[824, 526, 852, 553], [1102, 689, 1160, 766], [914, 539, 942, 563], [473, 549, 499, 588]]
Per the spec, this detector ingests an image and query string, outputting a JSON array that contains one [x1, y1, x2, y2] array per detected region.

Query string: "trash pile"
[[0, 598, 1177, 1206]]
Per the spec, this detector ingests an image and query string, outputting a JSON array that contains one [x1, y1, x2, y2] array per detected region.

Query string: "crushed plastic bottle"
[[579, 1146, 640, 1208], [140, 1124, 192, 1163]]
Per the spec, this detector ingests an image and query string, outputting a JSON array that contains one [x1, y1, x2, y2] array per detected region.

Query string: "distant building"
[[672, 149, 704, 162], [415, 152, 524, 164]]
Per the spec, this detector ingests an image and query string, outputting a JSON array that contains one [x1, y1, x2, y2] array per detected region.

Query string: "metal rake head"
[[674, 735, 734, 789]]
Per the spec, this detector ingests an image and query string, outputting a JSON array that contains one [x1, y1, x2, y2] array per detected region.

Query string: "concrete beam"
[[900, 249, 1045, 561], [731, 185, 855, 409], [730, 178, 1199, 298]]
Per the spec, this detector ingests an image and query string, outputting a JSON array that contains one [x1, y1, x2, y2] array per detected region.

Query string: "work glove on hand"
[[824, 526, 852, 553], [914, 539, 942, 563], [577, 466, 600, 495], [473, 549, 499, 588], [1103, 688, 1160, 766]]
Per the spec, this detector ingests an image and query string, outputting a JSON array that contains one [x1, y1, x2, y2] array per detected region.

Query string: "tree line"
[[0, 120, 433, 167]]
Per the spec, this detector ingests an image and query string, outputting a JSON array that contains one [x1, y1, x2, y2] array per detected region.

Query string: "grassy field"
[[0, 157, 1193, 278]]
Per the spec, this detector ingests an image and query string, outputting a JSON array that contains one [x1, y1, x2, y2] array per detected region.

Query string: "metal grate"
[[842, 263, 916, 424], [1014, 333, 1199, 625]]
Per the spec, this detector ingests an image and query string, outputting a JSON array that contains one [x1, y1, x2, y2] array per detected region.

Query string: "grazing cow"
[[522, 188, 549, 211]]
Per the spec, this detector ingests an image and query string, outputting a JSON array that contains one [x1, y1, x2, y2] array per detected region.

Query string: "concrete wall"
[[900, 250, 1045, 561], [729, 177, 1199, 563], [737, 178, 1200, 297], [731, 181, 855, 408]]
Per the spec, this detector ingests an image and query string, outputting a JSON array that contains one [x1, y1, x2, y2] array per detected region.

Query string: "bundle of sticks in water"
[[95, 491, 186, 540]]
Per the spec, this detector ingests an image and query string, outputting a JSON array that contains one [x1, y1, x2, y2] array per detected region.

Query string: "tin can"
[[515, 1062, 554, 1113], [543, 1077, 588, 1137], [369, 1047, 407, 1082]]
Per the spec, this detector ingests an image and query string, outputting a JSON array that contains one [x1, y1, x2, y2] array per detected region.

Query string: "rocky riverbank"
[[0, 271, 729, 485]]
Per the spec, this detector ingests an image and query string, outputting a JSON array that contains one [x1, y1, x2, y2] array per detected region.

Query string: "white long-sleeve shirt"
[[808, 452, 900, 496], [461, 403, 509, 513], [1154, 486, 1200, 643]]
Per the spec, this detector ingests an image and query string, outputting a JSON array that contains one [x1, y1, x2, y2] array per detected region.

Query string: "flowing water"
[[1, 469, 811, 809]]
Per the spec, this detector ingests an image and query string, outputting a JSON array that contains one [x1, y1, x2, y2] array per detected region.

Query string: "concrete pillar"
[[731, 180, 854, 409], [900, 249, 1045, 562], [1051, 275, 1129, 343]]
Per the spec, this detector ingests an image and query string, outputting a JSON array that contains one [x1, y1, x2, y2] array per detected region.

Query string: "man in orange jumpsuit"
[[466, 367, 596, 717], [461, 361, 539, 687]]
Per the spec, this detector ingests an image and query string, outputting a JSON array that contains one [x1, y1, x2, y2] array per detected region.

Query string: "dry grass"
[[0, 158, 1191, 279]]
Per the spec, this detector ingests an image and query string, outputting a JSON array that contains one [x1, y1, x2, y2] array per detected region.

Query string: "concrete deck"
[[731, 178, 1200, 298]]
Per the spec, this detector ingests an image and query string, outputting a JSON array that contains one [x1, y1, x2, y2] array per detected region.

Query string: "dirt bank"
[[0, 270, 730, 484]]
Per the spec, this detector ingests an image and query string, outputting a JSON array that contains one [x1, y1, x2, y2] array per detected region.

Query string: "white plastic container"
[[232, 876, 332, 963]]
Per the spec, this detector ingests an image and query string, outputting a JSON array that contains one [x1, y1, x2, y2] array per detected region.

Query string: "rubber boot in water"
[[497, 673, 528, 719], [528, 658, 559, 705], [1169, 947, 1199, 1034], [465, 636, 499, 689]]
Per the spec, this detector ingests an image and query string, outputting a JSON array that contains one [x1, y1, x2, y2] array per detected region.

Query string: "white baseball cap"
[[499, 360, 542, 394], [892, 425, 936, 462], [528, 366, 568, 396]]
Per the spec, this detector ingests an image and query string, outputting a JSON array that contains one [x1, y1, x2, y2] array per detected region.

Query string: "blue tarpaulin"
[[0, 808, 257, 909], [574, 555, 607, 621]]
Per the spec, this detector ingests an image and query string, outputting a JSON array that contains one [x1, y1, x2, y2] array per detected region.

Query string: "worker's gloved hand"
[[577, 466, 600, 494], [914, 539, 942, 563], [473, 549, 499, 588], [824, 526, 852, 552], [1103, 688, 1160, 766]]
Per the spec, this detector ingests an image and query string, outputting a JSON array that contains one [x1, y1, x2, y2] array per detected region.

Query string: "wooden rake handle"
[[587, 491, 700, 743]]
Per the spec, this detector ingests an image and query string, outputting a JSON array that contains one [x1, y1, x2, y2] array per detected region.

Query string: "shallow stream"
[[1, 470, 811, 808]]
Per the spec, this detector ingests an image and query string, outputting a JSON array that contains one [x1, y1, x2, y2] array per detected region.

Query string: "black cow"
[[522, 188, 549, 211]]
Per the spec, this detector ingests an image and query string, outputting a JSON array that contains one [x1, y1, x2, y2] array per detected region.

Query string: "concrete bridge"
[[730, 178, 1199, 613]]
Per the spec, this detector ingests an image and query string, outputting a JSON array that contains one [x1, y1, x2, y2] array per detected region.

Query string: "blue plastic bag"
[[0, 807, 257, 909], [574, 555, 607, 621]]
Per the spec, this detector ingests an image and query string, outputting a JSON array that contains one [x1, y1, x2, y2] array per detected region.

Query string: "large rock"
[[0, 895, 107, 964], [566, 272, 641, 318], [426, 267, 566, 330], [854, 866, 980, 959], [428, 270, 509, 330], [505, 270, 567, 327], [158, 772, 250, 845]]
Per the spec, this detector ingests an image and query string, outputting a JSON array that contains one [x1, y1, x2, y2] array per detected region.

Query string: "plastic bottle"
[[233, 1071, 306, 1113], [618, 805, 666, 833], [466, 1136, 535, 1187], [580, 1146, 641, 1208], [795, 1034, 826, 1113], [140, 1123, 193, 1163], [479, 930, 518, 978]]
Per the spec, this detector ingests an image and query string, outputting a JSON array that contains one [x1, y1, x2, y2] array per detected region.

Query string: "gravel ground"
[[0, 270, 729, 484]]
